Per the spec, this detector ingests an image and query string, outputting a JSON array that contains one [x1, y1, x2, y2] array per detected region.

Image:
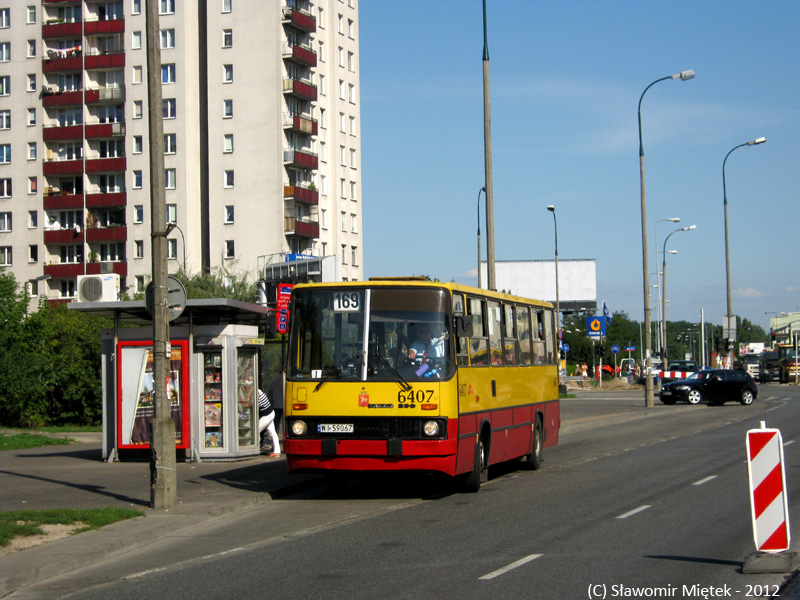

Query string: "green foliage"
[[135, 266, 258, 303], [0, 433, 73, 451], [0, 508, 143, 547]]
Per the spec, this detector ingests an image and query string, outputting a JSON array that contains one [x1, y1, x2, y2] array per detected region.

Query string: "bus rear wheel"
[[462, 437, 487, 493], [525, 421, 543, 470]]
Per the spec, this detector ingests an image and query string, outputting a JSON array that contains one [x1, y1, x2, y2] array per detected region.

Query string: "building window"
[[339, 112, 346, 132], [134, 205, 143, 223], [132, 65, 142, 84], [29, 245, 38, 263], [27, 74, 36, 92], [320, 208, 328, 230], [164, 133, 177, 154], [223, 64, 233, 83], [133, 136, 142, 154], [27, 108, 36, 126], [350, 181, 357, 201], [318, 74, 325, 96], [165, 168, 176, 190], [340, 211, 346, 231], [0, 212, 11, 232], [337, 14, 344, 34], [348, 19, 354, 39], [162, 98, 176, 119], [223, 134, 233, 153], [27, 6, 36, 24], [0, 76, 7, 96], [166, 204, 176, 223], [132, 31, 142, 50], [224, 170, 234, 188], [29, 211, 37, 228], [0, 247, 11, 266], [133, 170, 143, 189], [161, 64, 175, 84], [338, 46, 344, 67], [350, 148, 356, 168], [338, 79, 345, 100], [132, 0, 141, 16], [0, 179, 11, 198], [318, 7, 324, 26], [136, 276, 145, 292], [347, 51, 354, 71], [339, 145, 346, 166], [0, 145, 10, 164], [223, 99, 233, 118], [135, 240, 144, 258], [133, 101, 143, 119], [340, 178, 346, 199], [320, 174, 327, 196], [319, 108, 326, 129], [224, 205, 234, 223], [0, 42, 9, 62], [349, 116, 356, 135], [319, 141, 326, 162], [27, 40, 36, 58], [351, 246, 358, 266], [318, 40, 324, 62], [28, 177, 37, 194], [167, 238, 177, 260], [222, 0, 232, 13], [28, 142, 37, 160], [0, 110, 8, 129], [222, 29, 232, 48], [350, 214, 357, 233], [160, 0, 175, 15], [348, 83, 355, 103], [225, 240, 235, 259], [341, 244, 347, 265], [0, 9, 8, 29], [160, 29, 175, 49]]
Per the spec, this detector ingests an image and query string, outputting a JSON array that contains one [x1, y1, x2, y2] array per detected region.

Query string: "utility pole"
[[146, 0, 176, 509], [482, 0, 496, 291]]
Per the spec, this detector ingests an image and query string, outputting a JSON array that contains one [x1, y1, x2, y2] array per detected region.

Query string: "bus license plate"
[[317, 424, 353, 434]]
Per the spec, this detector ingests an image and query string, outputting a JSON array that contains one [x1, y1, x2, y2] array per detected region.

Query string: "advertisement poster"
[[118, 341, 189, 449]]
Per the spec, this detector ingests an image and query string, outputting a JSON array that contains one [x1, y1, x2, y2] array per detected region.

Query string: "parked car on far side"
[[659, 369, 757, 406]]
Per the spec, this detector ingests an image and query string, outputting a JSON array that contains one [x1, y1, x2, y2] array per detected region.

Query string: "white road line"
[[616, 505, 651, 519], [784, 440, 795, 447], [479, 553, 543, 580], [693, 475, 717, 486]]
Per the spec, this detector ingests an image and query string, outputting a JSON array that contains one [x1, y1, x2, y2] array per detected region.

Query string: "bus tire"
[[463, 436, 487, 493], [525, 420, 543, 470]]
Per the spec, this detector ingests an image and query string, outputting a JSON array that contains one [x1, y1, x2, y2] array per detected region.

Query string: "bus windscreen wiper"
[[375, 352, 412, 392]]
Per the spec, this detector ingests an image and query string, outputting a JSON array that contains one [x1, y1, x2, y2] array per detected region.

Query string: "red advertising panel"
[[276, 283, 295, 334], [116, 340, 190, 450]]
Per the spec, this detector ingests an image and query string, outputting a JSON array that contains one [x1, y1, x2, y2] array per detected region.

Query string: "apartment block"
[[0, 0, 362, 307]]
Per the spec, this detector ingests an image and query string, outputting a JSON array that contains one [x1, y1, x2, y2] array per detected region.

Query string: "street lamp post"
[[654, 217, 680, 353], [722, 137, 766, 367], [638, 69, 695, 408], [661, 225, 696, 363], [547, 205, 560, 350], [477, 187, 485, 289]]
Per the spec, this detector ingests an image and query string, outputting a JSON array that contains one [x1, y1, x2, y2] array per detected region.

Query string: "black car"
[[660, 369, 757, 406]]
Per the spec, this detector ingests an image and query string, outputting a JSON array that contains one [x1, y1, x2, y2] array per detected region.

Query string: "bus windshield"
[[289, 286, 454, 383]]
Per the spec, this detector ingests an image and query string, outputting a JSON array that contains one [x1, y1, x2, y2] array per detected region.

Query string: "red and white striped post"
[[746, 422, 790, 553]]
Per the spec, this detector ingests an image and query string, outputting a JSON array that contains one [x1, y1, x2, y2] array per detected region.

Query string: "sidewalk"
[[0, 390, 673, 596]]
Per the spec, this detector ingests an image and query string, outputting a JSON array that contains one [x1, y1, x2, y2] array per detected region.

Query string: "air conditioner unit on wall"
[[76, 274, 120, 303]]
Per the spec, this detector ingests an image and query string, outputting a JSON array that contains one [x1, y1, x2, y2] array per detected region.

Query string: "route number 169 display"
[[333, 292, 361, 312]]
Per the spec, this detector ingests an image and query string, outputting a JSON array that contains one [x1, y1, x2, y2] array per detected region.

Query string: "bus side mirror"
[[455, 314, 474, 338]]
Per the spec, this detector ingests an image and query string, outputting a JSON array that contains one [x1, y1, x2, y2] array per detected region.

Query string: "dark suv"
[[660, 369, 757, 405]]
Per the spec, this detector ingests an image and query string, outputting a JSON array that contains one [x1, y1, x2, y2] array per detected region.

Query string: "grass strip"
[[0, 508, 144, 547], [0, 433, 73, 451]]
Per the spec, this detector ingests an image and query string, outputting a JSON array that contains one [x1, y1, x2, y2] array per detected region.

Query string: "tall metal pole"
[[482, 0, 496, 291], [637, 69, 694, 408], [477, 187, 485, 289], [547, 205, 560, 335], [146, 0, 176, 509], [722, 137, 765, 368], [661, 225, 695, 364]]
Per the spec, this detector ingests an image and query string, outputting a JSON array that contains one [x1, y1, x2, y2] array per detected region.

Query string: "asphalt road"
[[11, 385, 800, 600]]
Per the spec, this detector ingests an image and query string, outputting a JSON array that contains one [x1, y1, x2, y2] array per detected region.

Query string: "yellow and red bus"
[[283, 278, 560, 491]]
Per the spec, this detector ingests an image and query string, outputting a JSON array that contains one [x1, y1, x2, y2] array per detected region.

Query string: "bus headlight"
[[290, 420, 307, 436], [423, 420, 440, 437]]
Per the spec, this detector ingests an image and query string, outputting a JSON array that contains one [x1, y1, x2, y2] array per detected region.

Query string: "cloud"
[[734, 288, 766, 299]]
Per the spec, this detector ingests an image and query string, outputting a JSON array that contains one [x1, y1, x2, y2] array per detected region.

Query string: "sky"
[[357, 0, 800, 332]]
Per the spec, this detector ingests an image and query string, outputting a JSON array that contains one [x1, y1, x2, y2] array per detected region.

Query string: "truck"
[[778, 343, 799, 383], [741, 353, 761, 380], [759, 350, 780, 382]]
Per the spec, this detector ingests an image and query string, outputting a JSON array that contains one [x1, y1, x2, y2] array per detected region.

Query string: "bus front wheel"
[[463, 437, 487, 493], [525, 421, 543, 470]]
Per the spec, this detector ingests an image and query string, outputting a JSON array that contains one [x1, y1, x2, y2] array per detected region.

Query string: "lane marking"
[[479, 553, 543, 580], [784, 440, 795, 447], [693, 475, 717, 486], [616, 505, 651, 519]]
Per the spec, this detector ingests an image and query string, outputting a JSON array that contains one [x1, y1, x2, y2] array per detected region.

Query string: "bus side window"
[[454, 294, 469, 367], [517, 305, 532, 366], [468, 297, 489, 366], [488, 300, 503, 366], [531, 310, 546, 365], [504, 304, 518, 365], [544, 309, 556, 365]]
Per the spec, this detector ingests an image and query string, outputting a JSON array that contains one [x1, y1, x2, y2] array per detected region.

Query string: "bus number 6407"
[[398, 389, 434, 403]]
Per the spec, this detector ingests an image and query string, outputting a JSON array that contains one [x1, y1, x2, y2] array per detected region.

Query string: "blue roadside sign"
[[611, 344, 620, 354], [586, 316, 605, 339], [562, 343, 570, 353]]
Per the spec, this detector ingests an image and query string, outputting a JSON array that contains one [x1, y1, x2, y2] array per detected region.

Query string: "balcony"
[[86, 226, 127, 243], [84, 86, 125, 104], [85, 157, 126, 173], [85, 122, 125, 138], [43, 192, 84, 210], [84, 51, 125, 70], [44, 228, 85, 245], [42, 21, 83, 39], [284, 217, 319, 239], [83, 19, 125, 36], [43, 48, 82, 73], [283, 148, 318, 170], [282, 77, 317, 102], [43, 125, 83, 141], [86, 191, 126, 207], [282, 7, 316, 33], [43, 159, 84, 176], [284, 112, 318, 136], [284, 184, 318, 206], [42, 89, 83, 107], [85, 261, 127, 276], [44, 263, 85, 279], [282, 43, 317, 68]]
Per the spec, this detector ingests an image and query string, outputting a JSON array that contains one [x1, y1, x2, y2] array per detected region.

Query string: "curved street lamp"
[[547, 204, 560, 344], [661, 224, 696, 363], [637, 69, 695, 408], [654, 217, 680, 353], [722, 137, 766, 367], [477, 186, 485, 289]]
